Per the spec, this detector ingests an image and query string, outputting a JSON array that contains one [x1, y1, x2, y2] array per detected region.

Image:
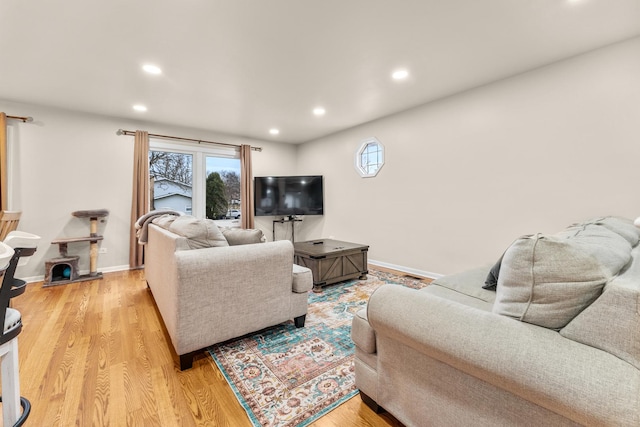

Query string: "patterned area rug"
[[208, 268, 429, 427]]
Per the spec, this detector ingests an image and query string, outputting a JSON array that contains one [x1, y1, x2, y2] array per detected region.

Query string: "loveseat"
[[352, 216, 640, 426], [143, 214, 312, 370]]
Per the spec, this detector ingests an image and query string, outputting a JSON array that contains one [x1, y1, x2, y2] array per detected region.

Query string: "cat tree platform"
[[44, 209, 109, 287]]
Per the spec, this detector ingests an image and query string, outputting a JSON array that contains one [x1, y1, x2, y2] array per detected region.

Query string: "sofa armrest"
[[292, 264, 313, 293], [367, 285, 640, 426]]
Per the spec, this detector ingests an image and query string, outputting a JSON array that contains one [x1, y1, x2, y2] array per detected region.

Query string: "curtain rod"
[[7, 115, 33, 123], [116, 129, 262, 152]]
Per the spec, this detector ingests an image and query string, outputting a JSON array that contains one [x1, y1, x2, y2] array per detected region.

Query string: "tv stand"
[[273, 217, 303, 242]]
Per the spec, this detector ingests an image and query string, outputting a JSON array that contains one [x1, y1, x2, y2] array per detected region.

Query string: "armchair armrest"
[[367, 285, 640, 427]]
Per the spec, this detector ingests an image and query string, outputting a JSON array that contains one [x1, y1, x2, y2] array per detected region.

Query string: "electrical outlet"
[[99, 247, 108, 254]]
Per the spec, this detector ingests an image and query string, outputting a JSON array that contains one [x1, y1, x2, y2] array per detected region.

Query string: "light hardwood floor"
[[8, 269, 409, 426]]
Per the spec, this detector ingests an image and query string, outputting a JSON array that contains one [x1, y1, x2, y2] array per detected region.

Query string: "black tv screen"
[[254, 175, 324, 216]]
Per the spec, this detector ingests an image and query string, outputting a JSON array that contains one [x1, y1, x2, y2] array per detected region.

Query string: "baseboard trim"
[[21, 264, 132, 284], [368, 259, 443, 280], [23, 261, 442, 283]]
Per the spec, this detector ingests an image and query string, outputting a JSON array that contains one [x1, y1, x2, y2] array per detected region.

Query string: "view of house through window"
[[149, 142, 241, 223], [149, 151, 194, 213]]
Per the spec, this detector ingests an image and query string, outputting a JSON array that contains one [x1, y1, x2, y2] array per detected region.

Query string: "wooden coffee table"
[[293, 239, 369, 292]]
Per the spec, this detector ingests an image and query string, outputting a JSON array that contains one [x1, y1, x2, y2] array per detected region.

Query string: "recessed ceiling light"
[[392, 69, 409, 80], [142, 64, 162, 75], [269, 128, 280, 135], [133, 104, 148, 112], [313, 107, 326, 116]]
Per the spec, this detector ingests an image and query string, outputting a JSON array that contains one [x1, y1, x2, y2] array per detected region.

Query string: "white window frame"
[[355, 137, 385, 178], [149, 139, 239, 219]]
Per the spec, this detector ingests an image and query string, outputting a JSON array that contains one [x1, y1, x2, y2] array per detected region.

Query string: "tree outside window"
[[205, 172, 228, 219]]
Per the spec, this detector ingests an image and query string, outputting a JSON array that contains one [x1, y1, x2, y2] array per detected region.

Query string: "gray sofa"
[[144, 215, 312, 370], [352, 217, 640, 426]]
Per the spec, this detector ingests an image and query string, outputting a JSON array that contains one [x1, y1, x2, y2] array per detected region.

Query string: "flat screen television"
[[254, 175, 324, 216]]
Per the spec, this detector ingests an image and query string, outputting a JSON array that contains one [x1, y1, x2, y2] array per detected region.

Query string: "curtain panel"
[[0, 113, 7, 211], [240, 144, 255, 229], [129, 130, 150, 268]]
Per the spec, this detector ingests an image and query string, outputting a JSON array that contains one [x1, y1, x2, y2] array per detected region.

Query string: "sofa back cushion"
[[574, 216, 640, 247], [220, 227, 265, 245], [560, 244, 640, 369], [166, 215, 229, 249], [493, 225, 631, 329], [554, 223, 633, 276]]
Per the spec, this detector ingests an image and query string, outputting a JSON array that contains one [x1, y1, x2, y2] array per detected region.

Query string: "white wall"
[[5, 36, 639, 280], [0, 100, 297, 280], [295, 36, 640, 276]]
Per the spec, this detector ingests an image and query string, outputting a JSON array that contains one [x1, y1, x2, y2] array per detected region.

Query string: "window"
[[149, 139, 241, 224], [355, 137, 385, 177]]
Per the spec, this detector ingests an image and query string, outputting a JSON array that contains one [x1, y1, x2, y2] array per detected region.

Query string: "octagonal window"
[[355, 137, 385, 177]]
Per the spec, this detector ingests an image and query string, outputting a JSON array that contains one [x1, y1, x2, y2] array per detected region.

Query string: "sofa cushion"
[[578, 216, 640, 247], [167, 215, 229, 249], [430, 266, 496, 310], [493, 226, 631, 330], [560, 243, 640, 370], [220, 227, 266, 245], [553, 224, 632, 276], [151, 213, 180, 229]]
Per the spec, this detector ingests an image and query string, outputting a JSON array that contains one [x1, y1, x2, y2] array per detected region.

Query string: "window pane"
[[360, 152, 368, 170], [149, 151, 193, 213], [206, 156, 241, 221], [355, 138, 384, 178]]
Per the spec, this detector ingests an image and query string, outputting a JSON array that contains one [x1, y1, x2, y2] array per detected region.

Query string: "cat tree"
[[44, 209, 109, 287]]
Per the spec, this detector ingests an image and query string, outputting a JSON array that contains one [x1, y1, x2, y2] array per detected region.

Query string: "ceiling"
[[1, 1, 639, 144]]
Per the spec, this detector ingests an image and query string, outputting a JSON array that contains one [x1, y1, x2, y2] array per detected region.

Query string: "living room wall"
[[0, 100, 298, 280], [295, 36, 640, 276], [3, 36, 639, 281]]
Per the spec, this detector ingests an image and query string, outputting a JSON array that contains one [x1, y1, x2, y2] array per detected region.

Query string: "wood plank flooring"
[[7, 269, 408, 426]]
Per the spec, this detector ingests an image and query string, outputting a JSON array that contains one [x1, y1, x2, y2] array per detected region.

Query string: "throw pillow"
[[219, 227, 266, 246], [167, 215, 229, 249], [493, 231, 627, 330], [482, 255, 502, 291]]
